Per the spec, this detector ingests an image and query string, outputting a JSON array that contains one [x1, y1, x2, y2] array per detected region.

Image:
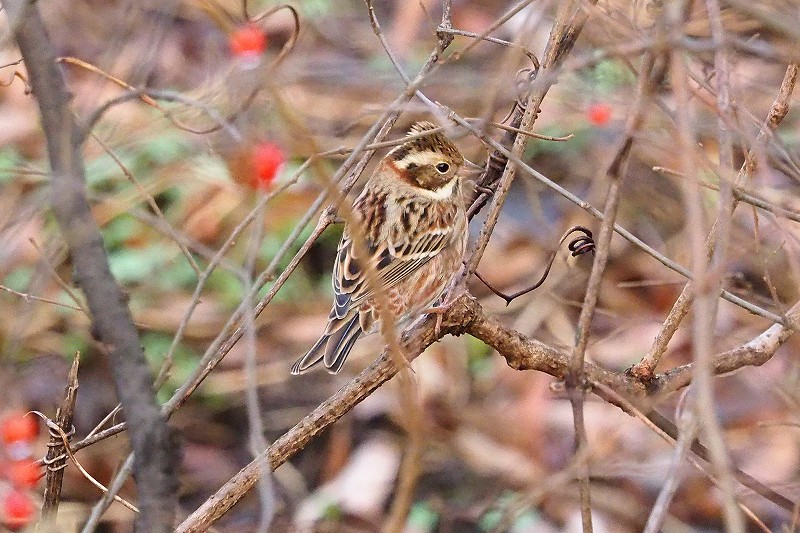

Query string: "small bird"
[[291, 121, 468, 374]]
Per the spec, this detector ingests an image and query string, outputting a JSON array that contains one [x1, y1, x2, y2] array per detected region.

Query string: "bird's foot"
[[424, 293, 461, 339]]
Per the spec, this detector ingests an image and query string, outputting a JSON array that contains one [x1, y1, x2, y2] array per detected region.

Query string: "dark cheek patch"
[[411, 169, 434, 189]]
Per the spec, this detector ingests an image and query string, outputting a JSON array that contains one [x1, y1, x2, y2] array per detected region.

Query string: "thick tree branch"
[[176, 291, 798, 529], [4, 2, 178, 530]]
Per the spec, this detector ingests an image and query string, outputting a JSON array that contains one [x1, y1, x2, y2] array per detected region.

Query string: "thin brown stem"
[[629, 61, 799, 380], [39, 353, 80, 526], [671, 31, 744, 531], [175, 291, 799, 530]]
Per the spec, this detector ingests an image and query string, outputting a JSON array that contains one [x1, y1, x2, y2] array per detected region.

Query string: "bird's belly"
[[361, 249, 458, 333]]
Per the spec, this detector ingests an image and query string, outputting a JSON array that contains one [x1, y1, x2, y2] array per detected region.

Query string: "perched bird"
[[291, 121, 468, 374]]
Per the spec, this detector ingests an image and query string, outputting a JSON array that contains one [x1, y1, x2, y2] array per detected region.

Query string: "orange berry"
[[229, 23, 267, 58], [5, 459, 41, 489], [587, 102, 612, 126], [2, 490, 35, 530], [0, 413, 37, 445], [250, 142, 285, 190]]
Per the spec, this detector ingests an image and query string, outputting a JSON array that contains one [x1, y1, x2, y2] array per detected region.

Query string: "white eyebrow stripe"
[[412, 178, 457, 200], [396, 150, 446, 169]]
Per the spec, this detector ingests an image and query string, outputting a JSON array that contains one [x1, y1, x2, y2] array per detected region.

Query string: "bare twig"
[[242, 201, 275, 533], [594, 384, 794, 522], [39, 353, 80, 526], [27, 239, 89, 316], [642, 392, 699, 533], [564, 34, 658, 531], [0, 284, 84, 312], [630, 61, 799, 380], [79, 456, 135, 533], [649, 167, 800, 225], [175, 290, 799, 530], [475, 226, 595, 305], [670, 28, 744, 532], [34, 415, 139, 515], [87, 131, 201, 277]]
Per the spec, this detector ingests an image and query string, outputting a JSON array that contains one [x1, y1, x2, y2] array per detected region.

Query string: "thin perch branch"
[[175, 292, 798, 530]]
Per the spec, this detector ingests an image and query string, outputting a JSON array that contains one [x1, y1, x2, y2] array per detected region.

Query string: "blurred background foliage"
[[2, 0, 800, 531]]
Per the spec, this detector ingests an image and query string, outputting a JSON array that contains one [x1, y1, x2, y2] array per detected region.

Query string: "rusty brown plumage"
[[291, 122, 467, 374]]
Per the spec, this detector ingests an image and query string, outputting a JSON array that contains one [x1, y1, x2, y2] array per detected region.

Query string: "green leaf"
[[591, 59, 636, 93], [407, 501, 439, 531], [0, 147, 23, 184], [108, 245, 167, 284], [2, 267, 33, 292], [139, 131, 190, 166], [103, 216, 140, 251]]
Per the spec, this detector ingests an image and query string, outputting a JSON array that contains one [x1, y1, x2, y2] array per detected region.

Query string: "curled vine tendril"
[[475, 226, 595, 306]]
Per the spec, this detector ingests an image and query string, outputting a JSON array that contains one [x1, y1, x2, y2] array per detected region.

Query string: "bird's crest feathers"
[[389, 121, 463, 167]]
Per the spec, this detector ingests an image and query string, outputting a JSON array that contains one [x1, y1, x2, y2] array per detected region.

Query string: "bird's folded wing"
[[331, 225, 453, 319]]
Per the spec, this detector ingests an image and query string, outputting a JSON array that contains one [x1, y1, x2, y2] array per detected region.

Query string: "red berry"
[[0, 413, 37, 445], [5, 460, 41, 488], [229, 23, 267, 58], [2, 490, 35, 530], [587, 102, 612, 126], [250, 142, 285, 190]]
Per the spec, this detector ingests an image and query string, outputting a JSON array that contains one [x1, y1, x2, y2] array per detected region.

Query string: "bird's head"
[[388, 121, 464, 194]]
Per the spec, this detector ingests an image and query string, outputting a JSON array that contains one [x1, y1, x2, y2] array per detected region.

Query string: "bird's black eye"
[[435, 162, 450, 173]]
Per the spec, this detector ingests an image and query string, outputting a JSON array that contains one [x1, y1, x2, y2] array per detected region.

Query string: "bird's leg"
[[423, 283, 465, 338], [423, 306, 446, 339]]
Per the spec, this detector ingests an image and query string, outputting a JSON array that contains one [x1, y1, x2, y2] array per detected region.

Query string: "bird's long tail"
[[290, 313, 363, 375]]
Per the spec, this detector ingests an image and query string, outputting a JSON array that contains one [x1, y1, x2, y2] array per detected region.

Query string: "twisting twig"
[[39, 353, 80, 525], [31, 412, 139, 515], [475, 226, 595, 305]]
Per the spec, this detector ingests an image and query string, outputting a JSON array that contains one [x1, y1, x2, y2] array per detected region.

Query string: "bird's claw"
[[424, 292, 460, 339]]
